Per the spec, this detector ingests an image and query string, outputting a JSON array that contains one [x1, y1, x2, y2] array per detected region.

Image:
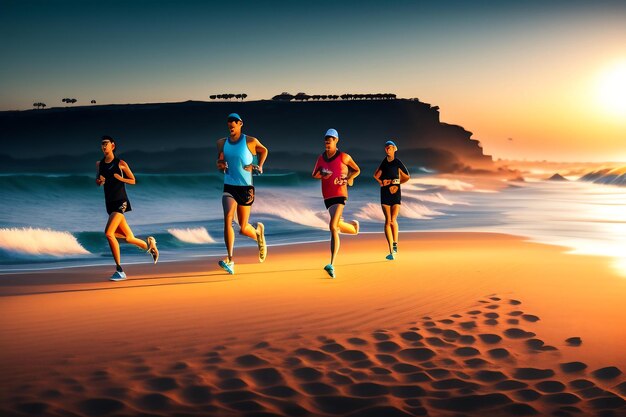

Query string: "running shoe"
[[324, 264, 335, 278], [147, 236, 159, 264], [352, 220, 360, 234], [386, 253, 395, 261], [256, 222, 267, 263], [109, 270, 127, 281], [392, 242, 398, 254], [218, 259, 235, 275]]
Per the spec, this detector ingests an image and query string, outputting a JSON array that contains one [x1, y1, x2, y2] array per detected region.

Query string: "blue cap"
[[385, 140, 398, 149], [325, 128, 339, 139], [227, 113, 242, 122]]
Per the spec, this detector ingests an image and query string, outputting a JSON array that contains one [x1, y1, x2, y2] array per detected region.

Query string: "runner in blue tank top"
[[215, 113, 269, 275]]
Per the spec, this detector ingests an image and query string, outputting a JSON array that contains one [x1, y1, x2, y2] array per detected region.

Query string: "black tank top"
[[99, 157, 129, 203]]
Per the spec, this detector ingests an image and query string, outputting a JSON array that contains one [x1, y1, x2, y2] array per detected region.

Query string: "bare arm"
[[343, 153, 360, 186], [251, 137, 268, 173], [95, 161, 104, 186], [216, 138, 226, 171], [373, 169, 383, 186], [399, 169, 411, 184], [114, 160, 136, 185]]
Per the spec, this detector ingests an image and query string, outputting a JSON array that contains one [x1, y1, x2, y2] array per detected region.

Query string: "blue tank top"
[[223, 134, 254, 186]]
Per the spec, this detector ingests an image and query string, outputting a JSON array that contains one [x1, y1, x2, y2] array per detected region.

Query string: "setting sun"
[[596, 60, 626, 117]]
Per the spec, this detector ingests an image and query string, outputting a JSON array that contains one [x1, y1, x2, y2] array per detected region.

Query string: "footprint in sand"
[[535, 380, 566, 393], [487, 348, 510, 359], [565, 337, 582, 346], [454, 347, 480, 357], [398, 348, 436, 362], [376, 341, 402, 352], [591, 366, 622, 380], [338, 350, 369, 362], [400, 331, 423, 341], [144, 376, 179, 391], [522, 314, 540, 322], [248, 367, 284, 387], [372, 330, 392, 341], [464, 358, 491, 369], [217, 377, 247, 390], [347, 337, 368, 346], [376, 354, 398, 364], [321, 342, 345, 353], [503, 328, 536, 339], [478, 334, 502, 344], [560, 362, 587, 373], [292, 366, 323, 382]]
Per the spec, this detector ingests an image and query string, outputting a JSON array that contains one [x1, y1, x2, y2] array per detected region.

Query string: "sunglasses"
[[227, 118, 241, 123]]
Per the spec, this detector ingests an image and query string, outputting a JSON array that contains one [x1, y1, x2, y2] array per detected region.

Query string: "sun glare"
[[596, 60, 626, 117]]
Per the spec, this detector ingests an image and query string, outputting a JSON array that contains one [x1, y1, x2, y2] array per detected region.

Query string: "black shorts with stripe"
[[223, 184, 255, 206]]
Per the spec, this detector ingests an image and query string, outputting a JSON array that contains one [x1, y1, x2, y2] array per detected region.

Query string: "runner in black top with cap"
[[373, 140, 410, 260], [96, 136, 159, 281]]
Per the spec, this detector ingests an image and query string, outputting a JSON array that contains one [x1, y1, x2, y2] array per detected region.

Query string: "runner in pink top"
[[312, 128, 361, 278]]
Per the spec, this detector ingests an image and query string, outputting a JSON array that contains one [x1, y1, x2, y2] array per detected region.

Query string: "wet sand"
[[1, 232, 624, 416]]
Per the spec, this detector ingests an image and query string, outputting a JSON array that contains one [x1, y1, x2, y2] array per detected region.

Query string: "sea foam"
[[168, 227, 216, 244], [0, 227, 90, 258], [355, 202, 442, 221]]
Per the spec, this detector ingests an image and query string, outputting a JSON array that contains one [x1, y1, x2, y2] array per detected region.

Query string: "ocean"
[[2, 172, 626, 277]]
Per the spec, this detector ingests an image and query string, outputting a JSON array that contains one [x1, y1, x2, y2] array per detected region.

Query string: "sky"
[[1, 0, 625, 162]]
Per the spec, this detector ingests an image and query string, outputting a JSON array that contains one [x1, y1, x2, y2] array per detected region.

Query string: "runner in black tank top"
[[96, 136, 159, 281], [373, 140, 410, 260]]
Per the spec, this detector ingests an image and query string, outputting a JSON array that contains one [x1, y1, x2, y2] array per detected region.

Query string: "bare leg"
[[222, 194, 237, 261], [104, 213, 125, 267], [115, 217, 148, 250], [382, 204, 393, 254], [390, 204, 401, 245], [236, 204, 258, 240], [328, 204, 345, 265]]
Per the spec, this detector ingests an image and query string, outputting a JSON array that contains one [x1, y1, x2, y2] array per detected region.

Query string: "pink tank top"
[[315, 151, 348, 199]]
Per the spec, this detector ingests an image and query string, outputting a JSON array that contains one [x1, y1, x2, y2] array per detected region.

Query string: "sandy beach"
[[1, 231, 625, 416]]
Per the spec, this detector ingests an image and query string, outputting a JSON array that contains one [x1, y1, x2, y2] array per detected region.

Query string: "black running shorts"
[[106, 199, 131, 215], [381, 186, 401, 206], [223, 184, 255, 206], [324, 196, 347, 210]]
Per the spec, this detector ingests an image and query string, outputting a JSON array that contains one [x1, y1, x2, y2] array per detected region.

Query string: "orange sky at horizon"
[[417, 53, 626, 163]]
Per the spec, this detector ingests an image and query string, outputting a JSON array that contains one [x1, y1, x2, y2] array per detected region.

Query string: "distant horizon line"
[[3, 95, 429, 113]]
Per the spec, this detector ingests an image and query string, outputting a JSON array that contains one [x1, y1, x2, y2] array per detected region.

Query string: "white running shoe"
[[147, 236, 159, 264], [256, 222, 267, 263], [352, 220, 360, 234], [109, 270, 127, 281]]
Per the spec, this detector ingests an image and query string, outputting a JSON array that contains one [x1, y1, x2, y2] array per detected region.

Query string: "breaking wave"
[[0, 227, 91, 261]]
